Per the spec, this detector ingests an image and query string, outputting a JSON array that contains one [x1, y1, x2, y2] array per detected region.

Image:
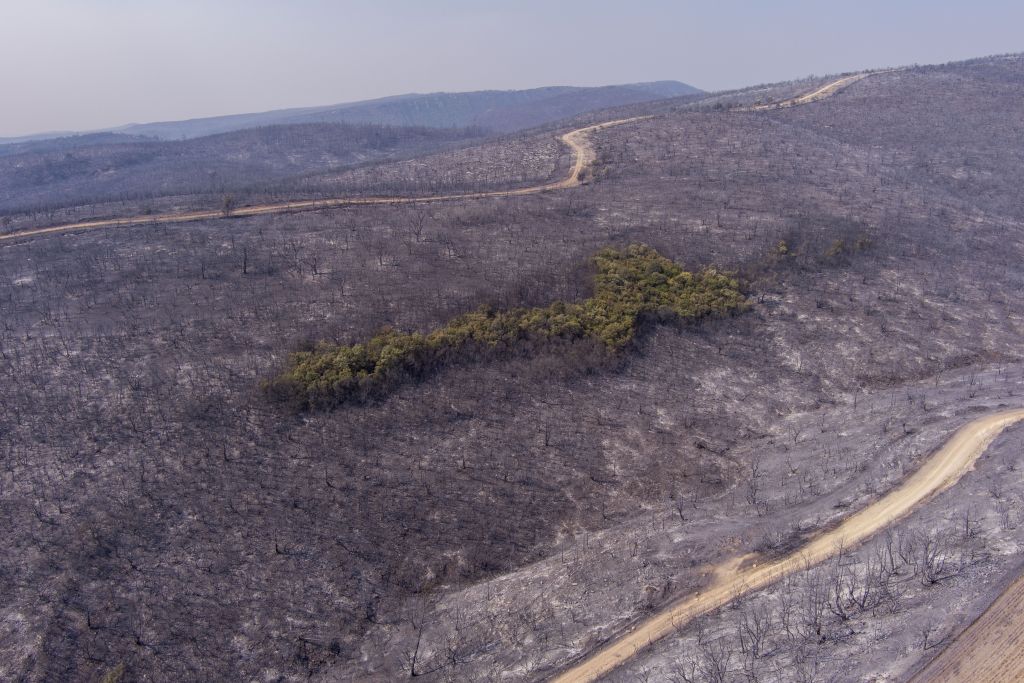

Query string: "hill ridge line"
[[0, 73, 874, 244]]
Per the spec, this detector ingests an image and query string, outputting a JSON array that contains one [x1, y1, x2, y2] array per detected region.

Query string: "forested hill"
[[114, 81, 700, 138], [0, 80, 700, 145]]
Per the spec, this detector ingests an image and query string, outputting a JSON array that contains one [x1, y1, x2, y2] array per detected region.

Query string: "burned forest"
[[3, 52, 1024, 683]]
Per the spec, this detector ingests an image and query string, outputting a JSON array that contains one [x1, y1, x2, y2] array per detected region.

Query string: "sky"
[[1, 0, 1022, 138]]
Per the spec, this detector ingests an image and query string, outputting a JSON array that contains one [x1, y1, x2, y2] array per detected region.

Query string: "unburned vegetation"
[[267, 244, 745, 407]]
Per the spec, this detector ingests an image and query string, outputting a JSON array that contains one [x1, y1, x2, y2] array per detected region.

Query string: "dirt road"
[[548, 409, 1024, 683], [912, 567, 1024, 682], [748, 72, 873, 111], [0, 71, 879, 244], [0, 118, 645, 243]]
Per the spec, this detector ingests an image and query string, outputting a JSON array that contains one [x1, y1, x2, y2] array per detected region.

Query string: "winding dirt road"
[[0, 118, 646, 243], [748, 72, 873, 110], [549, 409, 1024, 682], [1, 71, 881, 244]]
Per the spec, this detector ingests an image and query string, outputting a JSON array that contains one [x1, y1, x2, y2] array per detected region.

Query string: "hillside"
[[1, 54, 1024, 682], [0, 122, 486, 215], [0, 81, 701, 219], [0, 81, 699, 146]]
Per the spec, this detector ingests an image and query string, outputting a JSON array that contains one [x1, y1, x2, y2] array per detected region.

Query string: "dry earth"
[[912, 570, 1024, 682]]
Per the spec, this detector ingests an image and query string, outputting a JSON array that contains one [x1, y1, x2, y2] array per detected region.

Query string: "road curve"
[[0, 118, 647, 243], [548, 409, 1024, 683], [1, 72, 880, 244]]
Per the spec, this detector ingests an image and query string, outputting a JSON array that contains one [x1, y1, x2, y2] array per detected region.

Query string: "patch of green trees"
[[266, 245, 746, 408]]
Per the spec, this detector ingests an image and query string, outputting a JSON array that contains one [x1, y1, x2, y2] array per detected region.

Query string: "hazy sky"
[[2, 0, 1022, 137]]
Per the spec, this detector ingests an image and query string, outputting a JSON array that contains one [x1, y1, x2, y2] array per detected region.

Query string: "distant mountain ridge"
[[0, 81, 700, 145]]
